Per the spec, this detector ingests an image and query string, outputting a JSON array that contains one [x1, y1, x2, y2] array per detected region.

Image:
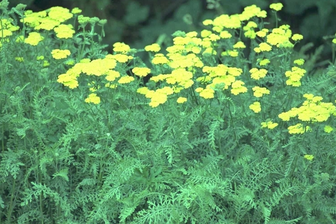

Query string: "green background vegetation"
[[1, 0, 336, 223]]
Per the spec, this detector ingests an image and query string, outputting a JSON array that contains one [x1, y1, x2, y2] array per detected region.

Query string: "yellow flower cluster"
[[261, 120, 278, 129], [54, 24, 75, 39], [288, 123, 311, 135], [24, 32, 44, 46], [252, 86, 270, 98], [132, 67, 151, 78], [137, 86, 174, 107], [304, 154, 314, 161], [21, 6, 77, 39], [198, 64, 246, 97], [51, 49, 71, 59], [250, 68, 268, 80], [266, 25, 293, 48], [269, 3, 283, 11], [85, 93, 100, 104], [144, 43, 160, 52], [57, 50, 133, 94], [278, 94, 336, 124], [0, 18, 20, 40], [285, 66, 306, 87], [249, 101, 261, 113]]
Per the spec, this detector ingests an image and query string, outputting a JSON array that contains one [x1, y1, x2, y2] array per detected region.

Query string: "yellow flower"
[[250, 68, 268, 80], [292, 34, 303, 41], [48, 6, 73, 23], [249, 101, 261, 113], [152, 53, 169, 65], [261, 121, 278, 129], [71, 7, 82, 14], [293, 59, 305, 65], [304, 154, 314, 161], [258, 42, 272, 52], [105, 70, 120, 81], [0, 29, 12, 38], [233, 41, 246, 49], [231, 80, 247, 95], [270, 3, 283, 11], [259, 58, 270, 66], [278, 111, 291, 121], [113, 42, 131, 53], [144, 43, 161, 52], [177, 97, 187, 104], [256, 28, 269, 38], [137, 87, 149, 95], [288, 123, 308, 134], [51, 49, 71, 59], [202, 19, 213, 25], [24, 32, 44, 46], [15, 57, 24, 62], [132, 67, 151, 77], [54, 24, 75, 39], [219, 30, 232, 39], [111, 54, 132, 63], [199, 88, 215, 99], [149, 92, 168, 107], [252, 86, 270, 97], [118, 76, 134, 84], [324, 125, 333, 133], [85, 93, 101, 104]]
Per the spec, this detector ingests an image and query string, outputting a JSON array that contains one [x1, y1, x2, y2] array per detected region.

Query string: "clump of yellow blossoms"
[[52, 2, 336, 136]]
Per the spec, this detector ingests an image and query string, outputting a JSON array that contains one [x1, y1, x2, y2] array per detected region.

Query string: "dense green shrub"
[[1, 1, 336, 223]]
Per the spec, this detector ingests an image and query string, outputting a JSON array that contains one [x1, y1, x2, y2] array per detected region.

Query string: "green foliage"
[[1, 1, 336, 223]]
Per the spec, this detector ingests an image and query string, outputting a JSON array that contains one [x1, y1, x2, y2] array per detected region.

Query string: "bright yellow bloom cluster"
[[24, 32, 44, 45], [196, 87, 215, 99], [47, 6, 73, 23], [113, 42, 131, 53], [269, 3, 283, 11], [137, 86, 174, 107], [54, 24, 75, 39], [84, 93, 100, 104], [233, 41, 246, 49], [151, 53, 169, 65], [266, 25, 294, 48], [293, 59, 305, 65], [278, 93, 336, 123], [201, 64, 245, 96], [132, 67, 151, 77], [51, 49, 71, 59], [304, 154, 314, 161], [288, 123, 311, 134], [252, 86, 270, 98], [254, 42, 272, 53], [261, 120, 278, 129], [0, 19, 20, 39], [243, 21, 258, 39], [258, 58, 270, 66], [250, 68, 268, 80], [144, 43, 160, 52], [231, 80, 248, 95], [177, 97, 187, 104], [285, 66, 306, 87], [291, 34, 303, 41], [57, 55, 119, 91], [239, 4, 267, 21], [22, 6, 73, 31], [249, 101, 261, 113], [324, 125, 333, 133]]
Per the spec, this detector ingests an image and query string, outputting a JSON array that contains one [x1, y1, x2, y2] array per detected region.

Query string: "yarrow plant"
[[1, 1, 336, 223]]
